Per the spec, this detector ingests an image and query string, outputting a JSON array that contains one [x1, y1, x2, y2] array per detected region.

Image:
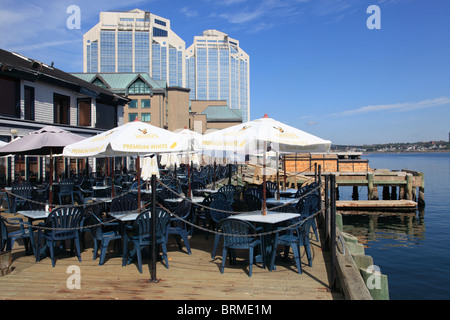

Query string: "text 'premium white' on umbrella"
[[200, 114, 332, 214]]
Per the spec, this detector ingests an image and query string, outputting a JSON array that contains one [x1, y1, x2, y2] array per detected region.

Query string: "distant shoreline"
[[364, 150, 450, 154]]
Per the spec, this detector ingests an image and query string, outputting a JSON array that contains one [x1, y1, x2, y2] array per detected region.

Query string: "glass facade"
[[100, 31, 116, 72], [84, 12, 185, 86], [135, 32, 150, 73], [118, 31, 133, 72], [186, 36, 249, 122]]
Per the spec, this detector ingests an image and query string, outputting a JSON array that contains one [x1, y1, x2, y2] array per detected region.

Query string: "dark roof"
[[0, 48, 129, 105]]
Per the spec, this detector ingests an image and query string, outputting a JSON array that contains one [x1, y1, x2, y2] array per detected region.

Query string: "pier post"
[[330, 174, 337, 290], [418, 172, 425, 208], [391, 186, 397, 200], [352, 186, 359, 200], [382, 186, 390, 200], [367, 172, 374, 200], [406, 173, 413, 201]]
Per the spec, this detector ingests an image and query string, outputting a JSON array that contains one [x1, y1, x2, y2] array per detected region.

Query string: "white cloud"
[[329, 97, 450, 117], [180, 6, 199, 18]]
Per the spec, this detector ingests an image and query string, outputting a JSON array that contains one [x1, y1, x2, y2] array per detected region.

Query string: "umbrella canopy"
[[0, 141, 7, 147], [140, 155, 160, 180], [200, 114, 331, 157], [63, 120, 189, 158], [200, 114, 331, 214], [0, 126, 85, 156]]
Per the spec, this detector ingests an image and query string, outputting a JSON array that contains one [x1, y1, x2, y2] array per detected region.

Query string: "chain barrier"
[[1, 179, 325, 239]]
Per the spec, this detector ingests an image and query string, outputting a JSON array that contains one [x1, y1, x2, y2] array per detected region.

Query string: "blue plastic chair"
[[122, 208, 171, 273], [168, 199, 192, 254], [210, 199, 233, 259], [86, 212, 122, 265], [58, 178, 76, 205], [244, 193, 262, 211], [217, 218, 264, 277], [296, 194, 320, 241], [110, 194, 138, 213], [269, 215, 315, 274], [243, 187, 263, 200], [1, 216, 36, 258], [194, 192, 227, 238], [36, 207, 83, 267], [10, 182, 34, 213], [218, 185, 236, 204]]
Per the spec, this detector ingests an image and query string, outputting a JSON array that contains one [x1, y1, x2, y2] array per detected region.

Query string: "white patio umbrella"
[[0, 125, 85, 209], [63, 120, 189, 209], [159, 128, 203, 197], [63, 120, 189, 282], [200, 114, 331, 214]]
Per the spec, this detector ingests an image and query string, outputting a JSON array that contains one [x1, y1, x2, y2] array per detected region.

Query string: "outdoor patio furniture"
[[194, 192, 227, 238], [269, 213, 315, 274], [10, 182, 34, 213], [36, 206, 83, 267], [58, 178, 76, 205], [217, 218, 264, 277], [1, 216, 36, 258], [122, 208, 171, 273], [218, 185, 236, 204], [244, 193, 262, 211], [210, 199, 233, 259], [168, 199, 192, 254], [85, 212, 122, 265], [296, 194, 320, 241]]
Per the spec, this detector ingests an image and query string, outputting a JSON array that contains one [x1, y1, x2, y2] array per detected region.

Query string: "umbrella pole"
[[212, 161, 216, 190], [276, 153, 280, 200], [187, 162, 191, 198], [49, 152, 53, 211], [283, 155, 287, 191], [137, 156, 141, 212], [262, 142, 267, 215], [149, 173, 160, 283]]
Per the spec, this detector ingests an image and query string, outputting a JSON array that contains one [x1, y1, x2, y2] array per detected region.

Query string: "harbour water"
[[339, 152, 450, 300]]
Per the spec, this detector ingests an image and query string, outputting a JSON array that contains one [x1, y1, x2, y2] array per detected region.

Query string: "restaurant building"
[[0, 48, 129, 186]]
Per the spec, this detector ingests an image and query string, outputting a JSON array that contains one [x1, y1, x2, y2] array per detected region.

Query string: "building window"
[[129, 100, 138, 108], [96, 102, 117, 129], [78, 98, 91, 127], [24, 86, 35, 121], [128, 79, 151, 94], [0, 75, 19, 118], [141, 99, 150, 108], [154, 19, 166, 26], [53, 93, 70, 125], [153, 27, 168, 37], [92, 78, 107, 89], [100, 30, 116, 72], [128, 113, 138, 122], [141, 113, 151, 122]]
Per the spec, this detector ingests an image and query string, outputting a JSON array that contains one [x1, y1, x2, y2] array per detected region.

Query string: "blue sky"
[[1, 0, 449, 145]]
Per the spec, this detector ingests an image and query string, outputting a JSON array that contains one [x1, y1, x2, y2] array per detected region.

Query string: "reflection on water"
[[341, 209, 426, 250]]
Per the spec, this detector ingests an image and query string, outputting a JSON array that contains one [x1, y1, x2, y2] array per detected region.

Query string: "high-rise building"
[[83, 9, 185, 87], [185, 30, 250, 122]]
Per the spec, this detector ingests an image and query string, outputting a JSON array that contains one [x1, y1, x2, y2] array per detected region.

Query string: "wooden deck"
[[0, 212, 343, 300]]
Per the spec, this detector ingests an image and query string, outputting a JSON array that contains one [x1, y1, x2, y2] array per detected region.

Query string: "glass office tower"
[[84, 9, 185, 87], [186, 30, 250, 122]]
